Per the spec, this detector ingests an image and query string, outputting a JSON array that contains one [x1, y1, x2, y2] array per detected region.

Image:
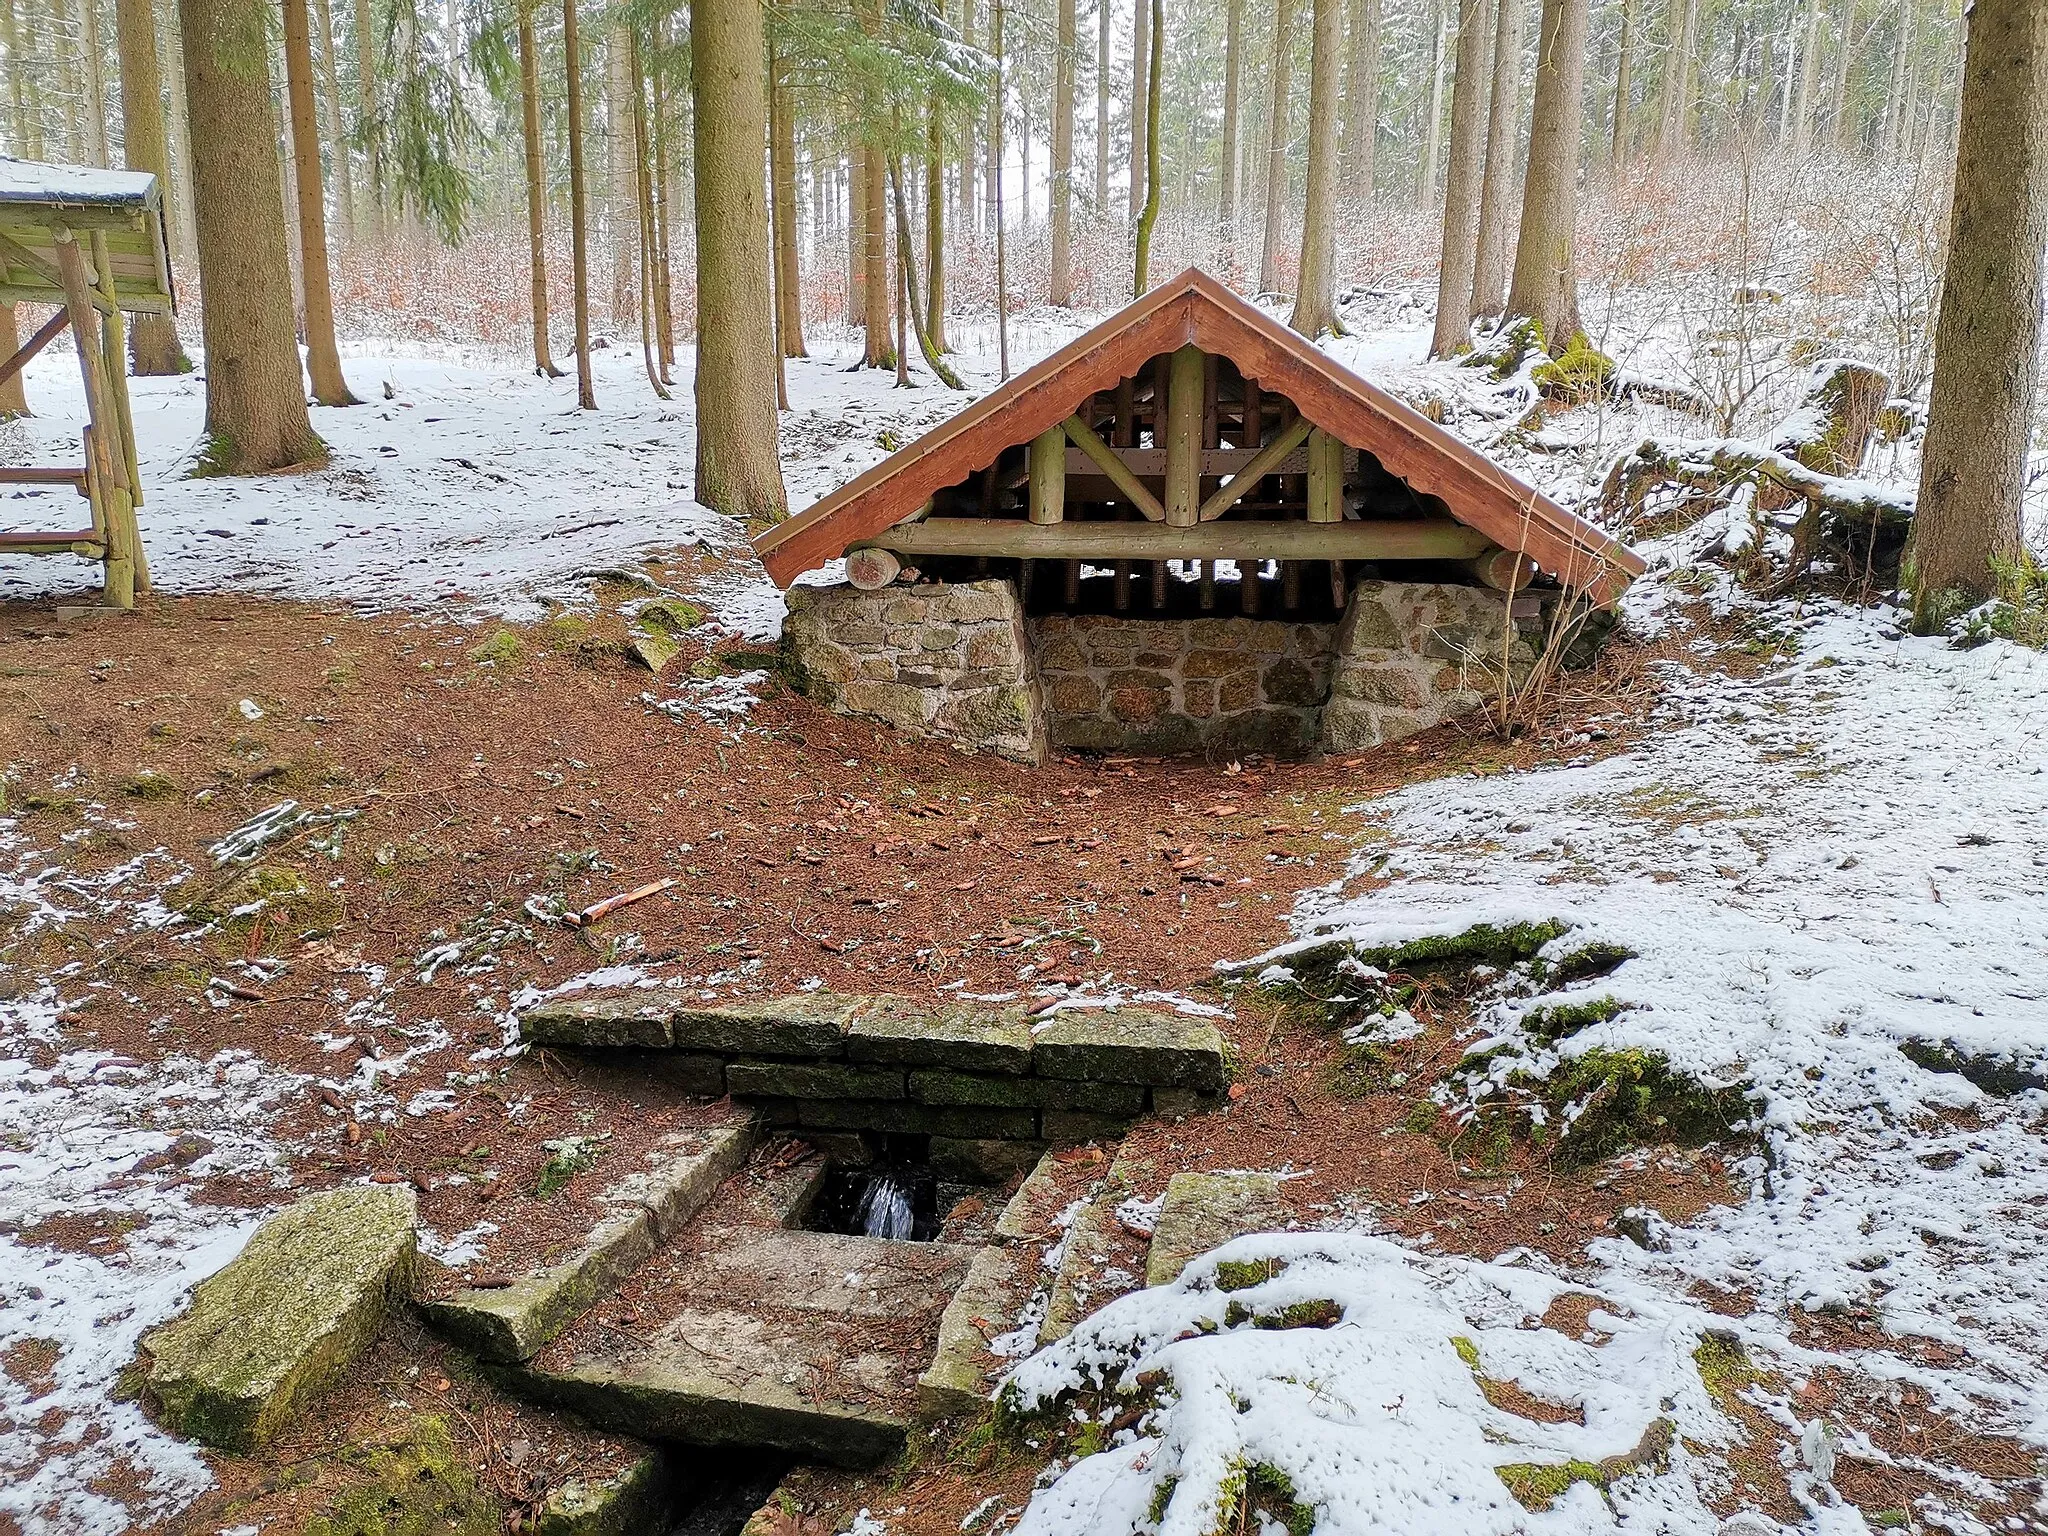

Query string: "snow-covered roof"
[[0, 157, 160, 209]]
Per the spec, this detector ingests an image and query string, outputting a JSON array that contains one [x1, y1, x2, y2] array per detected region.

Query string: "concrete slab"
[[1143, 1171, 1287, 1286], [1032, 1008, 1228, 1091], [517, 1228, 975, 1466]]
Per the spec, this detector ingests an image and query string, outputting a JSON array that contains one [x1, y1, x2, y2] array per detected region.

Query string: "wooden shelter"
[[756, 269, 1644, 615], [0, 158, 176, 609]]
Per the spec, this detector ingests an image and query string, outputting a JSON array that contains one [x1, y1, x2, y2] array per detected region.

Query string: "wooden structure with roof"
[[0, 158, 176, 609], [756, 269, 1643, 617]]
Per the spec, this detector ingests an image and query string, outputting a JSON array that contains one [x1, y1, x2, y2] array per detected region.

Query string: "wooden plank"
[[859, 517, 1492, 562], [1197, 416, 1313, 522], [0, 308, 73, 389], [1028, 426, 1065, 525], [1163, 344, 1204, 527], [1063, 445, 1311, 478], [1063, 414, 1166, 521], [0, 466, 89, 486], [1307, 427, 1344, 523]]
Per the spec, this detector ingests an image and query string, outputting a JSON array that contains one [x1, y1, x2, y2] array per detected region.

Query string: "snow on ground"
[[1007, 531, 2048, 1534]]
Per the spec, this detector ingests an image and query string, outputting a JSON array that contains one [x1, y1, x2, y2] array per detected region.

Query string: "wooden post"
[[1063, 559, 1081, 606], [92, 231, 148, 593], [1200, 558, 1217, 609], [1151, 559, 1167, 607], [52, 230, 133, 608], [1240, 559, 1262, 615], [1028, 425, 1066, 524], [1306, 427, 1344, 522], [1163, 343, 1203, 526]]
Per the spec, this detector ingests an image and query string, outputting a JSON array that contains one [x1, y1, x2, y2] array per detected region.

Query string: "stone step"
[[508, 1227, 977, 1467], [1142, 1171, 1288, 1286], [1039, 1144, 1159, 1345], [420, 1123, 757, 1363], [518, 992, 1228, 1147]]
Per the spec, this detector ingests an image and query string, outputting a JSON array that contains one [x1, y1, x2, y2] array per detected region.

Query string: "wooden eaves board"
[[753, 268, 1645, 604]]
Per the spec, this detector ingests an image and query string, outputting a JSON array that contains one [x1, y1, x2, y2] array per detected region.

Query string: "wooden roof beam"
[[861, 516, 1492, 563]]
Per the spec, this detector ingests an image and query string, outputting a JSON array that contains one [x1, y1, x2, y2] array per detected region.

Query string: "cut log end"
[[1467, 547, 1535, 591], [845, 546, 903, 590]]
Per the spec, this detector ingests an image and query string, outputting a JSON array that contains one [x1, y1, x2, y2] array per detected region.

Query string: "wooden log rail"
[[859, 516, 1494, 563]]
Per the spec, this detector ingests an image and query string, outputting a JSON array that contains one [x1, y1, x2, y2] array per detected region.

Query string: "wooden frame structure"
[[0, 158, 176, 610], [757, 269, 1645, 615]]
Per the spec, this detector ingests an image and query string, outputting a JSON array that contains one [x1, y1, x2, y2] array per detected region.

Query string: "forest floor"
[[1, 299, 2045, 1536]]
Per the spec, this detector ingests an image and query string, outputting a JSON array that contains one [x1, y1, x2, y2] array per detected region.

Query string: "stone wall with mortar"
[[1321, 580, 1550, 751], [781, 579, 1046, 764], [1029, 614, 1338, 757]]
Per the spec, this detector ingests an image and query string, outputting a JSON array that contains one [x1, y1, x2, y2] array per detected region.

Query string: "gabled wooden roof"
[[754, 268, 1644, 601]]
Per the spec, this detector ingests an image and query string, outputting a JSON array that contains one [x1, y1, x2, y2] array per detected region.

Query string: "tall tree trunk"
[[925, 100, 945, 346], [351, 0, 380, 243], [650, 15, 676, 376], [163, 0, 197, 273], [1503, 0, 1588, 348], [863, 139, 893, 367], [1470, 0, 1521, 321], [115, 0, 190, 372], [313, 0, 351, 242], [1791, 0, 1822, 152], [606, 27, 635, 322], [517, 4, 560, 377], [1880, 0, 1912, 158], [1421, 0, 1448, 205], [1049, 0, 1074, 302], [1094, 0, 1110, 214], [1131, 0, 1162, 292], [1340, 0, 1380, 199], [992, 0, 1008, 375], [283, 0, 356, 405], [1909, 0, 2046, 616], [1823, 0, 1855, 149], [1259, 0, 1297, 291], [82, 0, 110, 162], [1609, 0, 1634, 165], [984, 16, 1000, 220], [960, 0, 979, 234], [3, 0, 27, 165], [629, 29, 667, 398], [1221, 0, 1243, 222], [889, 151, 964, 387], [690, 0, 786, 519], [1655, 0, 1697, 157], [178, 0, 324, 471], [1429, 0, 1491, 355], [1128, 0, 1149, 222], [770, 45, 806, 358], [564, 0, 594, 408], [1290, 0, 1343, 334], [849, 139, 866, 328]]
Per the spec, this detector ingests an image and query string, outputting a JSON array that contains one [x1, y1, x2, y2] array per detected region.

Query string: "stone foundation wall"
[[782, 579, 1045, 763], [1030, 614, 1337, 756], [783, 574, 1566, 761], [1322, 580, 1548, 751]]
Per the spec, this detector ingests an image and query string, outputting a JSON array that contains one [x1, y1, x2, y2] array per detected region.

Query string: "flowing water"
[[855, 1165, 921, 1240]]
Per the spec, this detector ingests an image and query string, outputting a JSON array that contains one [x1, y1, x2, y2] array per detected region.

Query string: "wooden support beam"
[[53, 230, 134, 609], [1028, 425, 1066, 525], [0, 308, 73, 390], [1197, 416, 1313, 522], [1064, 445, 1311, 478], [0, 466, 90, 488], [0, 231, 115, 314], [861, 516, 1493, 563], [1063, 414, 1166, 521], [1163, 344, 1204, 526], [1306, 427, 1345, 523]]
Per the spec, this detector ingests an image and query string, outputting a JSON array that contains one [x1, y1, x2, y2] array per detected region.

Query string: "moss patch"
[[1525, 1047, 1750, 1167], [1213, 1257, 1285, 1293], [304, 1414, 500, 1536], [1497, 1418, 1674, 1511], [469, 629, 522, 666]]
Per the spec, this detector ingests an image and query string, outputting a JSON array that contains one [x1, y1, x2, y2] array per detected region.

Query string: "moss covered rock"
[[144, 1184, 419, 1449], [304, 1415, 500, 1536]]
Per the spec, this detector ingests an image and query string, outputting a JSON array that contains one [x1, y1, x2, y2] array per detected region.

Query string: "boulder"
[[144, 1183, 418, 1449]]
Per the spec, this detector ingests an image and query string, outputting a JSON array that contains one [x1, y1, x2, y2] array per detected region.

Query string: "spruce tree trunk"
[[1221, 0, 1243, 222], [313, 0, 351, 242], [690, 0, 786, 520], [1655, 0, 1697, 157], [0, 304, 28, 418], [1502, 0, 1587, 349], [351, 0, 381, 243], [960, 0, 979, 234], [1290, 0, 1343, 334], [607, 28, 635, 323], [1791, 0, 1822, 152], [1340, 0, 1379, 199], [925, 102, 945, 346], [1095, 0, 1110, 214], [163, 0, 198, 274], [283, 0, 356, 405], [1429, 0, 1491, 355], [849, 138, 867, 328], [1469, 0, 1521, 321], [1823, 0, 1854, 148], [115, 0, 190, 373], [82, 0, 110, 163], [177, 0, 324, 471], [770, 48, 806, 358], [862, 142, 893, 367], [564, 0, 595, 408], [1909, 0, 2047, 614], [1609, 0, 1634, 166], [1131, 0, 1162, 292], [1049, 0, 1074, 303], [518, 5, 561, 377], [1259, 0, 1297, 292], [1421, 0, 1448, 205], [1128, 0, 1149, 223]]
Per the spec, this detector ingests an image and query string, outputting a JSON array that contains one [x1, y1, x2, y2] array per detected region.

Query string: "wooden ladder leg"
[[53, 230, 133, 609], [94, 232, 149, 593]]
